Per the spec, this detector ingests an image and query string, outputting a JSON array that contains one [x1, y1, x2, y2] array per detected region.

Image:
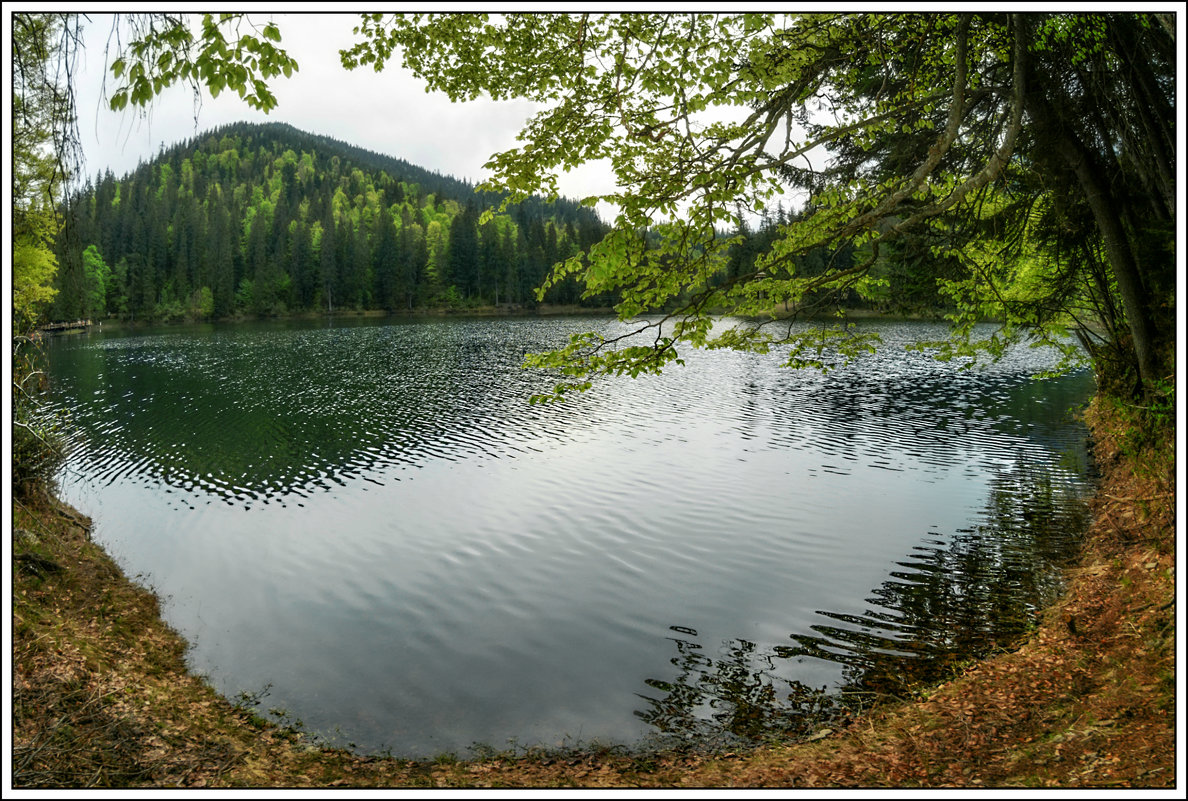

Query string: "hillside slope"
[[51, 121, 610, 323]]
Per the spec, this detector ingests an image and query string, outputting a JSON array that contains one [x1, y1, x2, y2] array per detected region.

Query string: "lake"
[[44, 315, 1095, 757]]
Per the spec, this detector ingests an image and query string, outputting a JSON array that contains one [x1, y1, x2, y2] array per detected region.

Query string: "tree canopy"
[[341, 12, 1175, 400], [11, 13, 85, 331], [55, 122, 610, 322], [18, 12, 1178, 401], [11, 12, 86, 498]]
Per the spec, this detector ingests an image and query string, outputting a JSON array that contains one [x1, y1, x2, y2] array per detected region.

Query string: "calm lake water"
[[45, 315, 1094, 757]]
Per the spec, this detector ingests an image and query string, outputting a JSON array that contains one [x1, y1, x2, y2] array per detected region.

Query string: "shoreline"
[[43, 303, 963, 335], [44, 304, 619, 335], [10, 395, 1176, 788]]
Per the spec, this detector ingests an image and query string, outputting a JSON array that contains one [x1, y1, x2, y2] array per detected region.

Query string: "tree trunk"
[[1024, 77, 1160, 392], [1057, 136, 1159, 390]]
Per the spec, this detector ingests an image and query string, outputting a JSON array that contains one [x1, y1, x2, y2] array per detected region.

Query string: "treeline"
[[50, 122, 613, 322], [715, 206, 959, 316]]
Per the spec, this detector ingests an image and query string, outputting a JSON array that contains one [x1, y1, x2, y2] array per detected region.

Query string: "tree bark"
[[1057, 136, 1160, 390], [1022, 57, 1162, 394]]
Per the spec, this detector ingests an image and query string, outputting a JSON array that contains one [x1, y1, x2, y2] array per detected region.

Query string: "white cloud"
[[69, 11, 824, 227], [74, 13, 617, 209]]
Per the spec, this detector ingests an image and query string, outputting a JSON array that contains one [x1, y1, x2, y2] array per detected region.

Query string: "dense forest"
[[49, 122, 616, 322], [49, 121, 921, 326]]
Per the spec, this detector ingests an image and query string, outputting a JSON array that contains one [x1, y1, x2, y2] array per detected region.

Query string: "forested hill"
[[51, 121, 612, 322]]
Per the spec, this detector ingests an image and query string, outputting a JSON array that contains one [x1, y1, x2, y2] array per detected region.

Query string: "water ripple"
[[44, 316, 1094, 757]]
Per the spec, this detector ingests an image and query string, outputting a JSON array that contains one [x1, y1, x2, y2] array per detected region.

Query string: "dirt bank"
[[10, 397, 1176, 788]]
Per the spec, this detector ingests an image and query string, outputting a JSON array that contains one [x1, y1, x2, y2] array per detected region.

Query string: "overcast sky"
[[71, 12, 618, 211]]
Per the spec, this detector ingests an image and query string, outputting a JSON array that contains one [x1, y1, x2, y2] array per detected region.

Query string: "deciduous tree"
[[31, 12, 1178, 403], [340, 12, 1174, 400], [12, 12, 82, 330]]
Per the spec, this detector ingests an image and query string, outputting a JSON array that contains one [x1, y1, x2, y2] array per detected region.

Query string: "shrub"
[[11, 335, 68, 503]]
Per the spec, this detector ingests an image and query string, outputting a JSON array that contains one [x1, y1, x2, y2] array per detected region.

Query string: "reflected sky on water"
[[46, 316, 1094, 756]]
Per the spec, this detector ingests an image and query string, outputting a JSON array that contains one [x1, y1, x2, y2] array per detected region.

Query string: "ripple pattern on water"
[[50, 319, 1084, 508], [45, 316, 1094, 756]]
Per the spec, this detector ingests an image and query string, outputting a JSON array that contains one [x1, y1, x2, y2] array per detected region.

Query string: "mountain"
[[52, 121, 611, 322]]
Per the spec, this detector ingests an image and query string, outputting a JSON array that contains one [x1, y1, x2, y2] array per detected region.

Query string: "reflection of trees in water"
[[795, 461, 1089, 696], [49, 320, 610, 505], [635, 633, 847, 745], [638, 459, 1089, 744]]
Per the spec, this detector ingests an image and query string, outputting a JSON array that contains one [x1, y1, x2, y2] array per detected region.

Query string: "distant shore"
[[40, 303, 619, 334], [46, 303, 965, 335]]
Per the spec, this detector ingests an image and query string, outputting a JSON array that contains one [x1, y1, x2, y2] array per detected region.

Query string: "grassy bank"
[[10, 397, 1176, 789]]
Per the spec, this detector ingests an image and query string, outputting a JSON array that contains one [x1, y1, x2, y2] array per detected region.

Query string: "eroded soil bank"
[[10, 398, 1177, 789]]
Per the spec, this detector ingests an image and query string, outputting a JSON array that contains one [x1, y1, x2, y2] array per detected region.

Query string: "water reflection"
[[791, 460, 1088, 690], [640, 453, 1090, 744], [637, 632, 848, 746], [47, 319, 594, 506], [44, 317, 1094, 756]]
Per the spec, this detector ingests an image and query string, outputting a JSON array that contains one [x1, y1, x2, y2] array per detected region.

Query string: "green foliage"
[[190, 286, 215, 319], [13, 239, 60, 332], [1141, 375, 1176, 433], [12, 13, 75, 333], [81, 244, 112, 318], [75, 12, 1173, 402], [59, 122, 610, 322], [12, 336, 69, 502], [108, 14, 298, 113], [11, 13, 75, 500], [153, 282, 185, 322], [340, 12, 1173, 401], [1111, 373, 1176, 465], [234, 278, 255, 312]]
